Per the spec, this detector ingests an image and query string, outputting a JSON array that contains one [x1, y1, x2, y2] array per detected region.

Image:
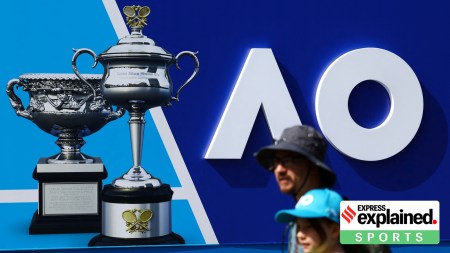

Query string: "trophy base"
[[91, 183, 184, 246], [30, 158, 107, 234], [88, 232, 185, 246], [29, 211, 101, 234]]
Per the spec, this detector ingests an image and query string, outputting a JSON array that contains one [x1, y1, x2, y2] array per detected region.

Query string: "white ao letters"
[[205, 48, 423, 161]]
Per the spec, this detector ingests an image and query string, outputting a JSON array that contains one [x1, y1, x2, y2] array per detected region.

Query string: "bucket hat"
[[254, 125, 336, 186], [275, 188, 342, 224]]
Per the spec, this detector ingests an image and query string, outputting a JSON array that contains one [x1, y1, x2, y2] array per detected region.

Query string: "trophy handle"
[[71, 48, 100, 98], [6, 79, 33, 120], [171, 51, 200, 101], [72, 48, 107, 111], [106, 106, 126, 123]]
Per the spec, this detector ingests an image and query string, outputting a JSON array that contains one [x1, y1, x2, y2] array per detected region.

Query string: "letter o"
[[379, 233, 388, 242], [315, 48, 423, 161]]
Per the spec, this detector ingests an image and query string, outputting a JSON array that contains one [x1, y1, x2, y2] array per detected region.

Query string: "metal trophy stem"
[[48, 129, 94, 164], [112, 103, 161, 188], [128, 111, 146, 178]]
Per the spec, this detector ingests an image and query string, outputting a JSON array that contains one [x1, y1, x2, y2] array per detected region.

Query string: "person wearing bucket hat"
[[255, 125, 336, 200], [255, 125, 390, 253], [275, 188, 344, 253]]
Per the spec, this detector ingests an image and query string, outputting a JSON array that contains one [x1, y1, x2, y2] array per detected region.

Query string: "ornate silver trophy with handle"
[[72, 5, 198, 246], [6, 73, 124, 234]]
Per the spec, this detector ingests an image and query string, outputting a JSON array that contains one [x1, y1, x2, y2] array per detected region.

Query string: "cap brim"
[[255, 143, 335, 186], [275, 209, 328, 223]]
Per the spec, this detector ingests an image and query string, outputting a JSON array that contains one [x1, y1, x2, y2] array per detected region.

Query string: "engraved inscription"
[[105, 68, 166, 88], [42, 183, 98, 216], [112, 68, 160, 79]]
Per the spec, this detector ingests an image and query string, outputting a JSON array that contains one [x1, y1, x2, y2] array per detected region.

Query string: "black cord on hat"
[[294, 165, 312, 200]]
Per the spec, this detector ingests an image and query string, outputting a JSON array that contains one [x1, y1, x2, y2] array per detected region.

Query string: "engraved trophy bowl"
[[7, 73, 125, 164], [72, 5, 197, 246], [72, 5, 199, 188]]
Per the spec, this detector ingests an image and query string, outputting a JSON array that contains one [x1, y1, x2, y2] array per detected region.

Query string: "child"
[[275, 188, 345, 253]]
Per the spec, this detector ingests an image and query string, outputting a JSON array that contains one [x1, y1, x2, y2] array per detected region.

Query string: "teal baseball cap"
[[275, 188, 342, 224]]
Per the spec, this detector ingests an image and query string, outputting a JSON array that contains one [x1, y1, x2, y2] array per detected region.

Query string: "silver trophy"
[[7, 73, 124, 234], [72, 5, 199, 246]]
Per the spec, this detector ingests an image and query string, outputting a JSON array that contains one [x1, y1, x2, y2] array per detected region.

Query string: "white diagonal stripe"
[[150, 108, 218, 244], [1, 187, 187, 202], [0, 190, 37, 203]]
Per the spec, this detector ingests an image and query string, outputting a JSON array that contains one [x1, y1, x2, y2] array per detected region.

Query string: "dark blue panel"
[[114, 0, 450, 244], [1, 0, 448, 250]]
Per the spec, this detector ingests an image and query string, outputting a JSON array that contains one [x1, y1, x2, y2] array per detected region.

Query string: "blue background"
[[128, 0, 450, 244], [1, 0, 450, 252]]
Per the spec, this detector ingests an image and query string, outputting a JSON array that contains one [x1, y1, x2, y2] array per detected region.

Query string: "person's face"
[[296, 219, 322, 253], [272, 150, 311, 195], [296, 219, 338, 253]]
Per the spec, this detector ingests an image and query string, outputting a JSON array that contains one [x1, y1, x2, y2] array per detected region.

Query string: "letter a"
[[205, 48, 301, 159]]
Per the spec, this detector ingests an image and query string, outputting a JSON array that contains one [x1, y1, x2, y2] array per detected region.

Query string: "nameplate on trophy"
[[42, 182, 98, 216]]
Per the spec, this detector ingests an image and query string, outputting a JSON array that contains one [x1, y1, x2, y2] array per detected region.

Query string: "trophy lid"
[[99, 6, 173, 61]]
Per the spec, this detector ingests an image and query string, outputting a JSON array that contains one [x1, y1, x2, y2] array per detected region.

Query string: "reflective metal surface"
[[72, 5, 199, 187], [7, 73, 125, 164], [102, 201, 171, 238]]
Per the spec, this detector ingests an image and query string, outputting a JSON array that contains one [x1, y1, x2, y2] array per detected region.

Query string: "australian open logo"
[[340, 201, 439, 244]]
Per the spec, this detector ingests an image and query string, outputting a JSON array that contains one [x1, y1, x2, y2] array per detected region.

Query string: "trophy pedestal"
[[89, 183, 184, 246], [29, 158, 107, 234], [88, 232, 184, 246]]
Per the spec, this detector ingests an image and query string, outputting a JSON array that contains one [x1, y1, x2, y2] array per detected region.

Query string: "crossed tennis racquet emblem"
[[122, 208, 153, 233], [123, 5, 151, 28]]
